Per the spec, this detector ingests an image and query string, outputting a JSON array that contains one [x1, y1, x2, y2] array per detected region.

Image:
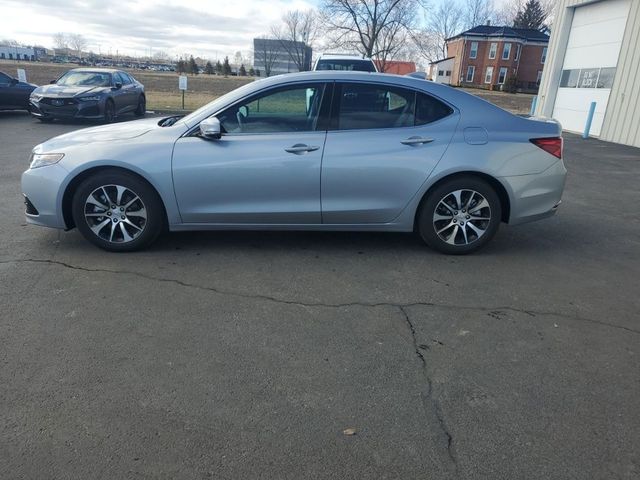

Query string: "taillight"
[[530, 137, 563, 159]]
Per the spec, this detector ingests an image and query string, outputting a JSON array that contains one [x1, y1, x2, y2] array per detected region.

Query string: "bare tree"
[[463, 0, 494, 28], [52, 32, 68, 50], [68, 34, 88, 58], [414, 1, 464, 63], [321, 0, 423, 67], [254, 37, 280, 77], [271, 9, 318, 71]]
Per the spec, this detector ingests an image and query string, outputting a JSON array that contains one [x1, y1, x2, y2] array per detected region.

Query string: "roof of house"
[[447, 25, 549, 42], [430, 57, 455, 65]]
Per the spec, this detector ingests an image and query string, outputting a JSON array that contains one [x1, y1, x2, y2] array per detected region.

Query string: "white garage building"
[[535, 0, 640, 147]]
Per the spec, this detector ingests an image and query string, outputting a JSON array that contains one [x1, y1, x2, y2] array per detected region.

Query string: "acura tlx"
[[21, 71, 566, 254]]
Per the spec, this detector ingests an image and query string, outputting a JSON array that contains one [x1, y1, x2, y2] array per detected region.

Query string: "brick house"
[[445, 25, 549, 91]]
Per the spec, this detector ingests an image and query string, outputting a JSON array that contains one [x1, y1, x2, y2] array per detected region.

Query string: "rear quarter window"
[[415, 92, 453, 125]]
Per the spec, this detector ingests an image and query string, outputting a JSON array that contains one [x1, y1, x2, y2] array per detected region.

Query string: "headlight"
[[31, 93, 42, 101], [29, 153, 65, 169], [77, 96, 101, 102]]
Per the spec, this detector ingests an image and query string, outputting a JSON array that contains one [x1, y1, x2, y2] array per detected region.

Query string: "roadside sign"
[[17, 69, 26, 82], [178, 75, 188, 91]]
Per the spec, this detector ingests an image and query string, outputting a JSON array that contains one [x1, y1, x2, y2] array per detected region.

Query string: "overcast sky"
[[1, 0, 316, 60], [2, 0, 515, 61]]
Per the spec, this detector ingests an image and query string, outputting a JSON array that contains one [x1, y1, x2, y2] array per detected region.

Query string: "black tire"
[[134, 95, 146, 117], [104, 99, 115, 123], [417, 176, 502, 255], [71, 170, 165, 252]]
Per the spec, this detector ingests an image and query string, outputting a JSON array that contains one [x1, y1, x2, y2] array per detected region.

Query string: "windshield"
[[56, 71, 112, 87], [316, 59, 376, 72]]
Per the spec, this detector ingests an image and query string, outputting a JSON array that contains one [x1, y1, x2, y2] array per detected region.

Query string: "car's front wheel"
[[103, 99, 115, 123], [418, 176, 502, 255], [71, 170, 165, 252], [134, 95, 146, 117]]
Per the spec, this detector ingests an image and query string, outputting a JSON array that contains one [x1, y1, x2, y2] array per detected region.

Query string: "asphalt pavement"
[[1, 111, 639, 479]]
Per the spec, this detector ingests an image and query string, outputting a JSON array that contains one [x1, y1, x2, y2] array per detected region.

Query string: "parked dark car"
[[0, 71, 36, 111], [29, 68, 145, 123]]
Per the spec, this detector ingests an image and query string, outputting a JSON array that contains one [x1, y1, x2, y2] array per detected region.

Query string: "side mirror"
[[49, 79, 56, 84], [199, 117, 221, 140], [10, 77, 18, 85], [113, 82, 122, 90]]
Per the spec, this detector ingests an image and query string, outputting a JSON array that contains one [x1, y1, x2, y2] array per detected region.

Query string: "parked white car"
[[313, 54, 378, 72]]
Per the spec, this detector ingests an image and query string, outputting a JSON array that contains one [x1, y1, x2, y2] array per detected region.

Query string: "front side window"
[[218, 84, 325, 134], [466, 66, 475, 82], [485, 66, 494, 84], [541, 47, 547, 63], [498, 67, 508, 84], [502, 43, 511, 60], [489, 43, 497, 59], [470, 42, 478, 59], [0, 72, 11, 86]]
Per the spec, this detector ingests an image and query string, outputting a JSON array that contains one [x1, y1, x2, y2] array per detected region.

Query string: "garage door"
[[552, 0, 630, 136]]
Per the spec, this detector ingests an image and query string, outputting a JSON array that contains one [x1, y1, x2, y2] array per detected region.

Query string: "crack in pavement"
[[1, 257, 639, 335], [399, 306, 458, 474]]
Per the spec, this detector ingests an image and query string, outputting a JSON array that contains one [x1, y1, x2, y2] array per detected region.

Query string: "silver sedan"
[[21, 71, 566, 254]]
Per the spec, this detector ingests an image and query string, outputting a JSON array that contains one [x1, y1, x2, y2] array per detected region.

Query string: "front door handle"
[[285, 144, 320, 154], [401, 136, 434, 146]]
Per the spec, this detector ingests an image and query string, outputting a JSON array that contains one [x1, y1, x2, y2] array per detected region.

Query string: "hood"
[[34, 117, 161, 152], [33, 84, 110, 97]]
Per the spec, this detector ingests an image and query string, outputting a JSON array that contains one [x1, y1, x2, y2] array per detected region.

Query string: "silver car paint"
[[21, 71, 566, 234]]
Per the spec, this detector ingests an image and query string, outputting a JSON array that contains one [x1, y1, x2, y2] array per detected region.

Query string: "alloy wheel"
[[83, 184, 147, 243], [432, 189, 491, 246]]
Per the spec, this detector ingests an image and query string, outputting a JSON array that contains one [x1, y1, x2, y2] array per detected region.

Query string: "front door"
[[321, 82, 458, 224], [172, 82, 329, 224]]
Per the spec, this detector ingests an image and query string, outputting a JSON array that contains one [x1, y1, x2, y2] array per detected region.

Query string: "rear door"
[[321, 82, 459, 224]]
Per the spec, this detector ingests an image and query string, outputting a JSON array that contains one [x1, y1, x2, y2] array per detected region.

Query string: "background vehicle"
[[29, 68, 145, 123], [0, 71, 36, 111], [21, 71, 566, 254], [313, 54, 378, 72]]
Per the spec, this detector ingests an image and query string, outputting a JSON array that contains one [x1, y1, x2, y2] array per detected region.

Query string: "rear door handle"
[[285, 144, 320, 154], [401, 136, 434, 146]]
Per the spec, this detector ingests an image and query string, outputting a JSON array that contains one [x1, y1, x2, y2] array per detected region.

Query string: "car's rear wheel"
[[134, 95, 146, 117], [104, 99, 115, 123], [418, 176, 501, 255], [71, 171, 165, 252]]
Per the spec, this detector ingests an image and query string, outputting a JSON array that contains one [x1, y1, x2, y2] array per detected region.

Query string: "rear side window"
[[316, 59, 376, 72], [415, 92, 453, 126], [335, 83, 452, 130]]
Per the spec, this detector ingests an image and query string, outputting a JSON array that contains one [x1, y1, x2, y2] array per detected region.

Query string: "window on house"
[[489, 43, 497, 59], [466, 65, 475, 82], [502, 43, 511, 60], [536, 70, 542, 84], [470, 42, 478, 59], [559, 69, 580, 88], [445, 70, 451, 76], [438, 70, 444, 76], [514, 44, 520, 61], [541, 47, 547, 63], [485, 66, 494, 84], [498, 67, 508, 84]]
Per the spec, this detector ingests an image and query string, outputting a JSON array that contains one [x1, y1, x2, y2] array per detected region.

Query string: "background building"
[[375, 60, 416, 75], [429, 57, 454, 84], [535, 0, 639, 147], [0, 45, 35, 61], [253, 38, 312, 76], [445, 25, 549, 91]]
